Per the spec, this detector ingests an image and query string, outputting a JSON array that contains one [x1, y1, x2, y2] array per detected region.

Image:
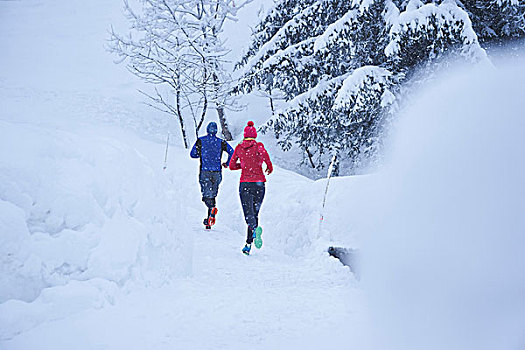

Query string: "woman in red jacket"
[[229, 121, 273, 255]]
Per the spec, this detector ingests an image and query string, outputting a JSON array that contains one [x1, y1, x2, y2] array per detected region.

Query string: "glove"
[[265, 168, 273, 175], [222, 162, 228, 168]]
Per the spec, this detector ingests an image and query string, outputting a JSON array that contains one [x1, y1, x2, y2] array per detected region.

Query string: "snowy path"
[[0, 88, 362, 347], [0, 66, 363, 349], [0, 0, 362, 347], [3, 167, 363, 349]]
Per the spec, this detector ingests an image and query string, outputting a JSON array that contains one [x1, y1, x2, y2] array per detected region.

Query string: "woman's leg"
[[239, 182, 257, 244], [252, 182, 266, 228]]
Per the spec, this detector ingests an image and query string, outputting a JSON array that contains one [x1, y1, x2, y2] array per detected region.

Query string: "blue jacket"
[[190, 134, 234, 172]]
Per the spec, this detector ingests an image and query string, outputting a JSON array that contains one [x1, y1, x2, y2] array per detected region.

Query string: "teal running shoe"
[[253, 226, 263, 249], [242, 244, 251, 255]]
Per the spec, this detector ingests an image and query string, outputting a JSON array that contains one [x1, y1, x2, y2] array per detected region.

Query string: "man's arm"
[[222, 141, 235, 166], [190, 139, 202, 159]]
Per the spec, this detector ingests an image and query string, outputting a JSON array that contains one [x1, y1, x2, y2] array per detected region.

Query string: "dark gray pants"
[[199, 171, 222, 209], [239, 182, 265, 244]]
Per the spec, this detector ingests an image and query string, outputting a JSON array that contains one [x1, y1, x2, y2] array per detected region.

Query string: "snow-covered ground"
[[2, 0, 525, 349], [0, 0, 362, 348], [0, 91, 363, 347]]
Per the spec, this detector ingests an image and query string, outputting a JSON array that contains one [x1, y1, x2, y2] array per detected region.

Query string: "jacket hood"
[[240, 139, 257, 149], [207, 122, 218, 135]]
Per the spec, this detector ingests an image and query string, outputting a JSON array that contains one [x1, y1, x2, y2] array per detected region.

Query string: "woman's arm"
[[229, 146, 242, 170], [259, 143, 273, 174]]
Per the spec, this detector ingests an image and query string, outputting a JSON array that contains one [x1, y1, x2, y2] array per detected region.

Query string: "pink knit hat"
[[244, 121, 257, 139]]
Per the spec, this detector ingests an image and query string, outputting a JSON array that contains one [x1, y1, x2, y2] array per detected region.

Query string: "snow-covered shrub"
[[363, 59, 525, 350]]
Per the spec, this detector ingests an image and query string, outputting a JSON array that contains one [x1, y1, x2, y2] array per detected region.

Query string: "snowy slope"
[[0, 0, 362, 348], [362, 61, 525, 350], [2, 0, 525, 349], [0, 96, 363, 347]]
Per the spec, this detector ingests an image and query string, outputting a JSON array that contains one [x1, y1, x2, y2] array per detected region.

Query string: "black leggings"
[[239, 182, 265, 244]]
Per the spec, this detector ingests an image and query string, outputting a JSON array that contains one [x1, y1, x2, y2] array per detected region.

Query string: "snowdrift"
[[0, 0, 361, 348], [359, 58, 525, 350], [0, 119, 193, 340]]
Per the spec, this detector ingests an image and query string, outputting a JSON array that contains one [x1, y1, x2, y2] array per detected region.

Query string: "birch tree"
[[110, 0, 250, 147]]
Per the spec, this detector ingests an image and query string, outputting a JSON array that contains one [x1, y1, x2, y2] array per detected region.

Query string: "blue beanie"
[[207, 122, 218, 135]]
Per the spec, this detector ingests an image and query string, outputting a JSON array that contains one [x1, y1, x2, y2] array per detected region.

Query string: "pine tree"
[[237, 0, 488, 175], [236, 0, 354, 99], [236, 0, 317, 68], [460, 0, 525, 44], [385, 1, 487, 74], [265, 0, 397, 171]]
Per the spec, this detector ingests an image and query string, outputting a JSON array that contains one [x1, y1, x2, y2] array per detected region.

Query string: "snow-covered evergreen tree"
[[270, 66, 396, 171], [262, 1, 397, 171], [461, 0, 525, 44], [236, 0, 354, 99], [236, 0, 317, 69], [236, 0, 488, 175], [385, 1, 487, 73]]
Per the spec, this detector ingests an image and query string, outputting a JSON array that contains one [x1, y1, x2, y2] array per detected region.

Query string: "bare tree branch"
[[109, 0, 241, 145]]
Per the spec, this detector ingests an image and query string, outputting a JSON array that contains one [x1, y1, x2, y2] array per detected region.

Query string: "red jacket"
[[229, 139, 273, 182]]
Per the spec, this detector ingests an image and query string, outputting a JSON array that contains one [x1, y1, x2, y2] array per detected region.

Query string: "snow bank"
[[0, 278, 119, 341], [361, 58, 525, 349], [0, 119, 192, 340]]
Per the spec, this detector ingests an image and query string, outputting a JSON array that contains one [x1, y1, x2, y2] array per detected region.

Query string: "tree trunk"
[[305, 147, 316, 168], [197, 93, 208, 134], [196, 65, 208, 136], [217, 106, 232, 141], [176, 89, 189, 149], [212, 73, 233, 141]]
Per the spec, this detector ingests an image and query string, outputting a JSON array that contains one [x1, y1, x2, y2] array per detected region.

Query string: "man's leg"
[[199, 172, 215, 227], [205, 172, 221, 226], [203, 197, 216, 210], [209, 171, 222, 199], [201, 172, 221, 206], [208, 172, 222, 209], [199, 172, 213, 204]]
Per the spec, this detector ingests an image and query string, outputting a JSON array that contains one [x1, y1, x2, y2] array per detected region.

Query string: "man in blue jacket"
[[190, 122, 234, 229]]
